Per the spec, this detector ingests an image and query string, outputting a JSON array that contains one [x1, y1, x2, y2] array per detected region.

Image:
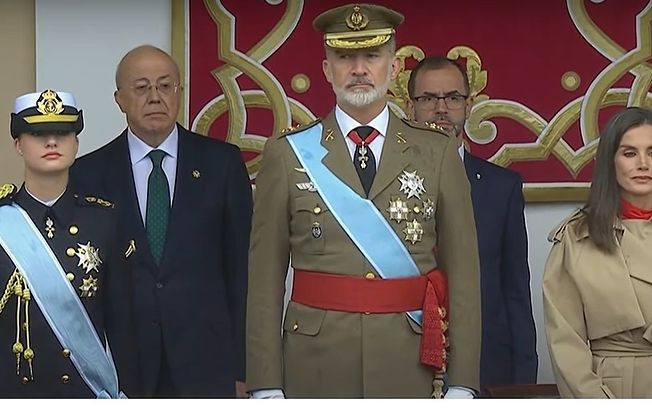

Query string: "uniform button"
[[61, 374, 70, 384], [66, 273, 75, 281], [292, 322, 299, 331], [155, 282, 164, 289], [365, 272, 375, 280], [313, 205, 322, 214], [66, 247, 76, 257], [69, 225, 79, 235], [62, 349, 71, 358], [21, 377, 29, 385]]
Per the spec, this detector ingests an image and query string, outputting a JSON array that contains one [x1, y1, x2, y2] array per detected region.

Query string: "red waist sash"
[[291, 268, 449, 370]]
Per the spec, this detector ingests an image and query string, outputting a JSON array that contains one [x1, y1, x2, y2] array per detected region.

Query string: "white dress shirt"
[[335, 104, 388, 170], [127, 126, 178, 224]]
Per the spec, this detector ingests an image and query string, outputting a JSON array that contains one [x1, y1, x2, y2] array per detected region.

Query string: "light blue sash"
[[287, 125, 423, 324], [0, 203, 123, 398]]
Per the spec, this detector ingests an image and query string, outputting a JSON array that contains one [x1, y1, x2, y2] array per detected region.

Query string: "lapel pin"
[[324, 128, 334, 142], [125, 240, 136, 259], [192, 170, 201, 179], [476, 173, 481, 180], [396, 132, 406, 144]]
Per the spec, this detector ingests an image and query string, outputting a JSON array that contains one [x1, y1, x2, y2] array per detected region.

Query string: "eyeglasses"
[[127, 81, 181, 97], [412, 93, 468, 110]]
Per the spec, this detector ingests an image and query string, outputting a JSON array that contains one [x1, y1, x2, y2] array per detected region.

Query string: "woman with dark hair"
[[544, 106, 652, 398]]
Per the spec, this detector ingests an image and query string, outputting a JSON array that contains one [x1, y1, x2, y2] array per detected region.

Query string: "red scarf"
[[621, 199, 652, 220]]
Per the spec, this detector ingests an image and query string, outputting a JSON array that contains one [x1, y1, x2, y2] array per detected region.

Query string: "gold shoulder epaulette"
[[548, 208, 585, 243], [0, 184, 17, 203], [80, 195, 115, 209], [280, 119, 322, 137], [400, 118, 449, 135]]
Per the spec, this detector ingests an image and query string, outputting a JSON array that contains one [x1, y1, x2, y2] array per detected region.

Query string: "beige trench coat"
[[246, 109, 481, 397], [544, 210, 652, 398]]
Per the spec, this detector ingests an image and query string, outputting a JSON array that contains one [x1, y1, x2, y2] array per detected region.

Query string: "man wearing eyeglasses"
[[407, 56, 538, 393], [69, 45, 252, 398]]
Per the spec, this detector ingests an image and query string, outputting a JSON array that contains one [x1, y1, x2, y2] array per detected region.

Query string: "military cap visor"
[[313, 3, 404, 49], [10, 90, 84, 139]]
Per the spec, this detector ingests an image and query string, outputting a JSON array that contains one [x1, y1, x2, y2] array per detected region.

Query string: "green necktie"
[[146, 149, 170, 265]]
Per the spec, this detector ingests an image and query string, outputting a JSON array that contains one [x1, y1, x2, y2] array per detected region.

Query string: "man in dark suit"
[[70, 45, 252, 398], [407, 56, 538, 391]]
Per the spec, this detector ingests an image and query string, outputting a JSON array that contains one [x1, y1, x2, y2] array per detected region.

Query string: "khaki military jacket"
[[246, 109, 481, 397], [544, 210, 652, 398]]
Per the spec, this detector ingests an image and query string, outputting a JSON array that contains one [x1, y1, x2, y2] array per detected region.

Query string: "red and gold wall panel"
[[173, 0, 652, 201]]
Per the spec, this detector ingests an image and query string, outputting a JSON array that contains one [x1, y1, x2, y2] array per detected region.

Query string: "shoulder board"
[[0, 183, 17, 206], [77, 194, 115, 209], [548, 208, 586, 243], [280, 119, 322, 138], [400, 118, 449, 135]]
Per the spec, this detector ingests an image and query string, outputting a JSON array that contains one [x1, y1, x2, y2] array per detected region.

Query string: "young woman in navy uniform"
[[0, 90, 139, 398]]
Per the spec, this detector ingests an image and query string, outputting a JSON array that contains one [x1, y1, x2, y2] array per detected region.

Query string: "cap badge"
[[36, 90, 64, 116], [346, 5, 368, 31]]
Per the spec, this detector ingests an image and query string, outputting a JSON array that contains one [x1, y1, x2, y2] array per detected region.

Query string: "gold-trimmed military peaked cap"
[[313, 3, 404, 50], [10, 89, 84, 139]]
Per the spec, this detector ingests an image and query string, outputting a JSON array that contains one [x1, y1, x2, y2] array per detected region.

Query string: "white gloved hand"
[[250, 389, 285, 399], [443, 386, 475, 399]]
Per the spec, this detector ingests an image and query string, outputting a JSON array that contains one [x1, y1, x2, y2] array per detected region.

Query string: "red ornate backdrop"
[[172, 0, 652, 201]]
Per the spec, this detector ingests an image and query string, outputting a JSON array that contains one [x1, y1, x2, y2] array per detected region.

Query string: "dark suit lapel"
[[368, 112, 410, 201], [159, 126, 202, 273], [110, 132, 157, 269], [320, 112, 366, 197], [464, 152, 482, 209]]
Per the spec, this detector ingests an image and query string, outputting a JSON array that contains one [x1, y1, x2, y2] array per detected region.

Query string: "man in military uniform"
[[0, 90, 138, 398], [246, 3, 481, 398]]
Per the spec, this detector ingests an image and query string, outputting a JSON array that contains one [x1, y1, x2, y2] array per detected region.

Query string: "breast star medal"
[[387, 197, 410, 223], [79, 275, 98, 298], [398, 170, 426, 200], [75, 242, 102, 274], [402, 219, 424, 244], [422, 198, 435, 221]]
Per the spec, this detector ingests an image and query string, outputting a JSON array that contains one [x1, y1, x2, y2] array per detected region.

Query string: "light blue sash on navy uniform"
[[287, 124, 423, 324], [0, 203, 124, 398]]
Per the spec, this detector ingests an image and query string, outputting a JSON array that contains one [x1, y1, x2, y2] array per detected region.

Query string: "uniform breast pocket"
[[291, 195, 331, 254]]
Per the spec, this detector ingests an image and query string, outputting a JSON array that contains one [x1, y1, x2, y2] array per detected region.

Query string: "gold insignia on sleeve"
[[125, 240, 136, 259], [75, 242, 102, 274]]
